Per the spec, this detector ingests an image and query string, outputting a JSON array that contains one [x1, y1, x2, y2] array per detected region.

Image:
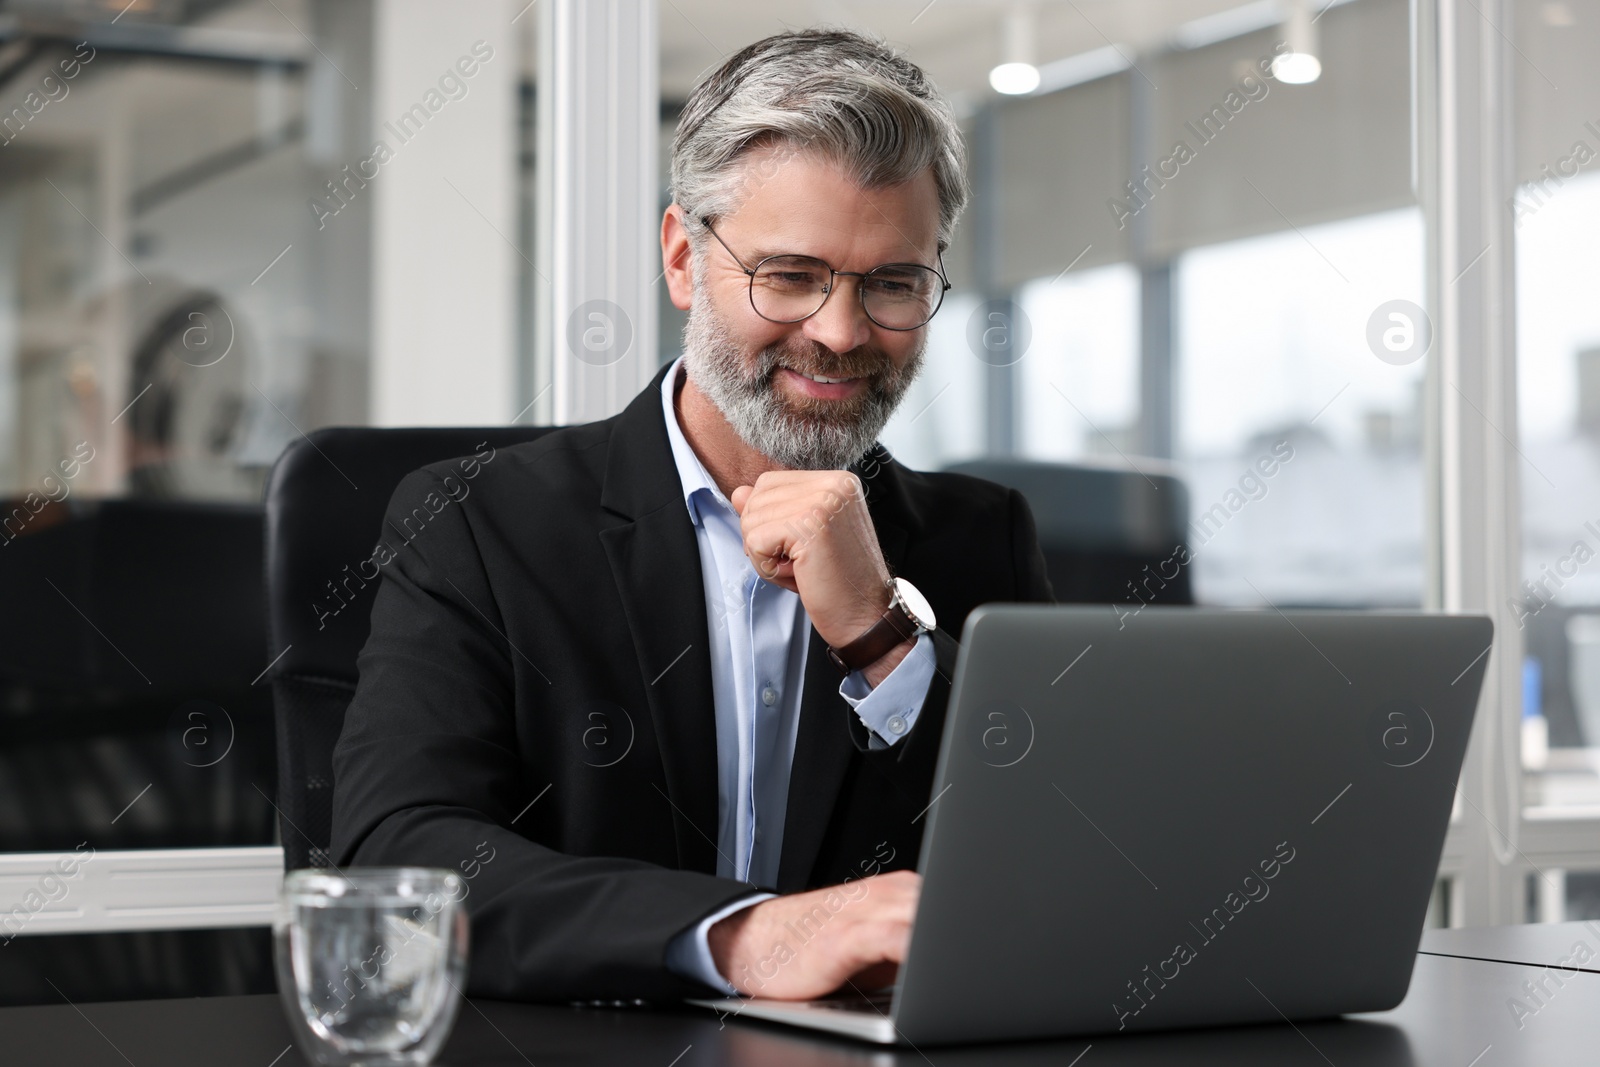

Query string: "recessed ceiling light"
[[990, 61, 1041, 95], [1271, 52, 1322, 84]]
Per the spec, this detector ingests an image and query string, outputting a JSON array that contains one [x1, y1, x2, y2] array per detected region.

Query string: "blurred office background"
[[0, 0, 1596, 1003]]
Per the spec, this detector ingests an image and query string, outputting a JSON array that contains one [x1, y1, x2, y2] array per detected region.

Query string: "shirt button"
[[761, 685, 778, 707], [887, 715, 908, 735]]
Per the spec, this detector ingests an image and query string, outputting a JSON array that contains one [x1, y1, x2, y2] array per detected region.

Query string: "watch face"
[[893, 577, 936, 632]]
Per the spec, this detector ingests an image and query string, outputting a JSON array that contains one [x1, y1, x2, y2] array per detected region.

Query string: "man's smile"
[[777, 366, 868, 401]]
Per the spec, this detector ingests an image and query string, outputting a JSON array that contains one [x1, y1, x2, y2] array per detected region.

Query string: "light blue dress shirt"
[[657, 357, 936, 994]]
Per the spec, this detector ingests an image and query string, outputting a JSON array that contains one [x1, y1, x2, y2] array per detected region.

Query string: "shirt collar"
[[660, 355, 731, 528]]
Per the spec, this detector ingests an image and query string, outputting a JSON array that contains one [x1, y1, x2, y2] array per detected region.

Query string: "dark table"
[[1421, 919, 1600, 974], [5, 935, 1598, 1065]]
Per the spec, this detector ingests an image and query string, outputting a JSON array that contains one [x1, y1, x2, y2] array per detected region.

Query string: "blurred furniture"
[[263, 427, 554, 869], [944, 458, 1194, 606], [0, 498, 273, 851], [0, 497, 277, 1005]]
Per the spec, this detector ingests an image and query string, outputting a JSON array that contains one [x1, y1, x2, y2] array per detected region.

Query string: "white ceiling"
[[657, 0, 1279, 105], [27, 0, 1295, 113]]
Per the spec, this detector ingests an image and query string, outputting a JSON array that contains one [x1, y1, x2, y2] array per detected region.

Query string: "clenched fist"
[[730, 470, 912, 685]]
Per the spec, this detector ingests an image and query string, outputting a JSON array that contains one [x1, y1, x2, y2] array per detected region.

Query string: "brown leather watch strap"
[[826, 600, 917, 675]]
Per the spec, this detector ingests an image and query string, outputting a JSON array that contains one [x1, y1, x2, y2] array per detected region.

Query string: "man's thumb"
[[730, 485, 753, 514]]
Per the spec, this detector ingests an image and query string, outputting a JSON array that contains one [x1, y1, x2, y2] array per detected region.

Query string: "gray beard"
[[680, 283, 925, 471]]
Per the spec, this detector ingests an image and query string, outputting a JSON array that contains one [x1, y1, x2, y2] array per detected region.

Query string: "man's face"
[[680, 144, 942, 470]]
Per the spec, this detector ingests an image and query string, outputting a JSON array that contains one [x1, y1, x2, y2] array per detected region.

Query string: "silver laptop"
[[688, 605, 1492, 1045]]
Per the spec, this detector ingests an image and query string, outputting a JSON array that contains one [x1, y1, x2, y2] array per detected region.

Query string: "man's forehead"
[[726, 149, 940, 259]]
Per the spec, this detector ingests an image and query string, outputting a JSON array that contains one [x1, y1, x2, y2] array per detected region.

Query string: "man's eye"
[[761, 271, 822, 287]]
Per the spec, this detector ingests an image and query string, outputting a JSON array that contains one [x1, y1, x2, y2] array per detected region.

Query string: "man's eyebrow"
[[745, 245, 804, 262], [745, 246, 933, 267]]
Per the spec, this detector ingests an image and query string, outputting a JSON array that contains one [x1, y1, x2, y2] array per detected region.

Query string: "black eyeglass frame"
[[698, 215, 952, 332]]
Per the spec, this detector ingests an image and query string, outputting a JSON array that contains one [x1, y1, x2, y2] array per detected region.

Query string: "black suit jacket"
[[330, 364, 1054, 1003]]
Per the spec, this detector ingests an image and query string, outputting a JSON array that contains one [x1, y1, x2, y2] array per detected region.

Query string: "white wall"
[[369, 0, 520, 425]]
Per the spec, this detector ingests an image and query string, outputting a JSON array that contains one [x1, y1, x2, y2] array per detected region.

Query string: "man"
[[330, 28, 1053, 1005]]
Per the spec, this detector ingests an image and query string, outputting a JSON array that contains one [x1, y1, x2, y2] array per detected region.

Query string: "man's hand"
[[730, 471, 912, 685], [707, 870, 921, 999]]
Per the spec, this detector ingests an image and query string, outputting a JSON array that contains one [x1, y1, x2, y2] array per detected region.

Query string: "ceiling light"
[[990, 62, 1041, 95], [1272, 52, 1322, 83], [1270, 0, 1322, 85], [989, 4, 1041, 96]]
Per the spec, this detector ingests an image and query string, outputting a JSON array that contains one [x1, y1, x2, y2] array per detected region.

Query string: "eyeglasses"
[[699, 216, 951, 332]]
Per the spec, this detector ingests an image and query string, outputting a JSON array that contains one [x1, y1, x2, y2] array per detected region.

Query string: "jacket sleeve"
[[329, 468, 761, 1003]]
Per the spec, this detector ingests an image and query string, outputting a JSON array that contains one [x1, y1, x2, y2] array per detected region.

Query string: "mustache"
[[754, 340, 896, 383]]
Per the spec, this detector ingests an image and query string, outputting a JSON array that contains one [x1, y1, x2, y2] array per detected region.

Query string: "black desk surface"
[[1421, 919, 1600, 973], [4, 945, 1597, 1065]]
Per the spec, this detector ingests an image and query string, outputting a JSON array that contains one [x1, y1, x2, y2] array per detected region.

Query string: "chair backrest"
[[263, 426, 554, 868], [943, 458, 1195, 606], [0, 497, 275, 851]]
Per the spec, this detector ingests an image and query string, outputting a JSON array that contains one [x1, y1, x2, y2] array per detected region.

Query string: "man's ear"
[[660, 205, 696, 312]]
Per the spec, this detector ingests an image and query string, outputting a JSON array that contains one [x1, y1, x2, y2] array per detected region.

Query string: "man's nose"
[[801, 278, 874, 355]]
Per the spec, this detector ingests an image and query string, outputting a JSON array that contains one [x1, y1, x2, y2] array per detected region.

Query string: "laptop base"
[[685, 993, 901, 1044]]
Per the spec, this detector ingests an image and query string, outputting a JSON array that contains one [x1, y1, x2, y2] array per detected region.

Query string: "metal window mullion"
[[1422, 0, 1525, 926], [537, 0, 660, 425]]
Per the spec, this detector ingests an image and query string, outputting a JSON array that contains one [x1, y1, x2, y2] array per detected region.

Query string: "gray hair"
[[669, 28, 969, 253]]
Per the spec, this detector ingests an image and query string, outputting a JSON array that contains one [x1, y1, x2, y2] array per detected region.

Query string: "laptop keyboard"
[[810, 990, 895, 1014]]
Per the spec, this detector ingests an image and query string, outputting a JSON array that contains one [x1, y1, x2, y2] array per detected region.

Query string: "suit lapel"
[[598, 367, 721, 876], [777, 452, 912, 892]]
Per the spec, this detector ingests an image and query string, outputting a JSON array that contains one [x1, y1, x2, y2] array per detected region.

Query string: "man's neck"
[[674, 368, 787, 499]]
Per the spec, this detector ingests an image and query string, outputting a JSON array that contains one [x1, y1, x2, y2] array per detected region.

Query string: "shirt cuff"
[[664, 892, 777, 994], [839, 631, 935, 747]]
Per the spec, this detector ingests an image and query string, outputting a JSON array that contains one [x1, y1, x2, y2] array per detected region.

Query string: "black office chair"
[[944, 458, 1194, 606], [263, 426, 555, 869], [0, 497, 275, 850]]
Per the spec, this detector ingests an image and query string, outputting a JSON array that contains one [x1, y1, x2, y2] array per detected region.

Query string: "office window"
[[879, 291, 987, 472], [1525, 869, 1600, 923], [1014, 265, 1141, 463], [1515, 173, 1600, 811], [881, 267, 1141, 472], [1174, 208, 1427, 607], [0, 27, 325, 856], [1513, 0, 1600, 815], [0, 0, 533, 859]]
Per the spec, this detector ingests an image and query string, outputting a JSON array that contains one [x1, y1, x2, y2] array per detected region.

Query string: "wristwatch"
[[825, 577, 936, 674]]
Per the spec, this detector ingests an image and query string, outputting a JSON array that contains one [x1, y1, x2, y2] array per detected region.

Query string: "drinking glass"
[[274, 868, 469, 1066]]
